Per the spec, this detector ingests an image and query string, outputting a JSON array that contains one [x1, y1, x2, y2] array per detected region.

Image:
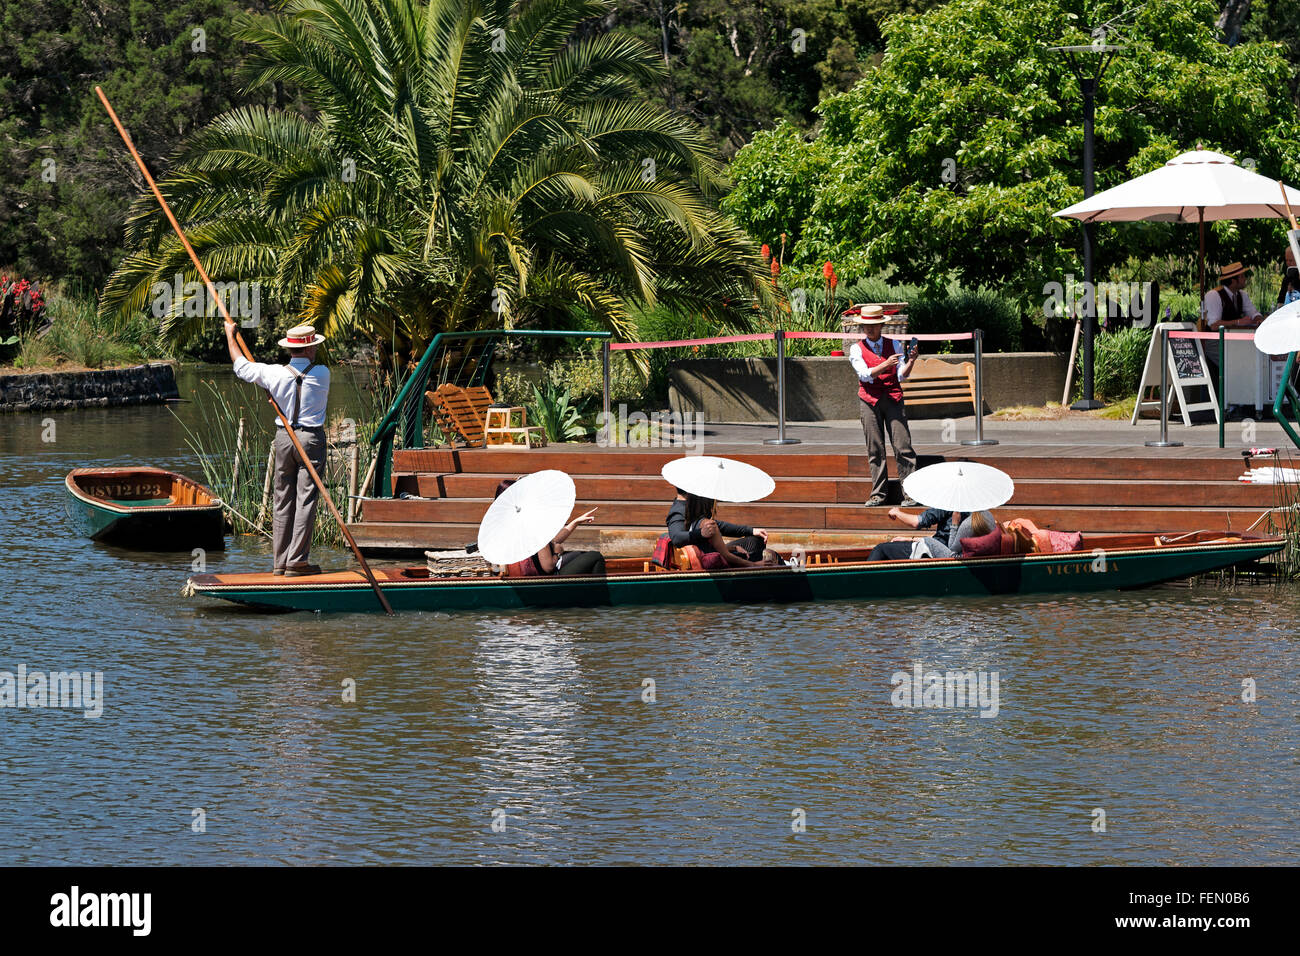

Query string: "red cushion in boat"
[[960, 527, 1003, 557]]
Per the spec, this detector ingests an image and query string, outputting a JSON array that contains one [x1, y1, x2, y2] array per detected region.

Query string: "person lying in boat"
[[666, 489, 768, 568], [867, 507, 998, 560], [495, 480, 607, 577]]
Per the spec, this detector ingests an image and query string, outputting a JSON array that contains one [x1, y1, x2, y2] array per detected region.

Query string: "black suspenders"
[[288, 361, 319, 428]]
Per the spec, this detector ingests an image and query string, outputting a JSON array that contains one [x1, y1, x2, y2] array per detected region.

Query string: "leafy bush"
[[1, 275, 47, 353], [527, 383, 590, 443], [1078, 326, 1152, 402], [910, 288, 1022, 353]]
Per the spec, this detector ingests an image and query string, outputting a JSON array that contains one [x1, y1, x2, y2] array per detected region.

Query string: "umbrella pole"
[[1197, 207, 1207, 329], [96, 86, 395, 616]]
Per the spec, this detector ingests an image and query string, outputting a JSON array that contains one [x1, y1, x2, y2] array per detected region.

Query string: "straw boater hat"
[[1219, 262, 1252, 282], [848, 304, 889, 326], [278, 324, 326, 348]]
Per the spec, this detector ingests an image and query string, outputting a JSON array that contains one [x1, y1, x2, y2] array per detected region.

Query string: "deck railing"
[[368, 329, 611, 497]]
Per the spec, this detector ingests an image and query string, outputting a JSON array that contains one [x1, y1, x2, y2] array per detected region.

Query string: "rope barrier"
[[785, 331, 976, 342], [609, 333, 774, 351], [609, 330, 979, 350], [600, 325, 994, 447]]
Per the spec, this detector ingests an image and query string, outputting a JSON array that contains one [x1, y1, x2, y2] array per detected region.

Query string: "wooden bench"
[[902, 357, 977, 415]]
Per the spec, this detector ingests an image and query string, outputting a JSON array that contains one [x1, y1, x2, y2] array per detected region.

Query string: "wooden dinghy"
[[184, 531, 1282, 613], [65, 467, 225, 551]]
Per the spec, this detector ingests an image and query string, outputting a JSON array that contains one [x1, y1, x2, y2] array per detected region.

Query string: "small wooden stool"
[[484, 406, 547, 448]]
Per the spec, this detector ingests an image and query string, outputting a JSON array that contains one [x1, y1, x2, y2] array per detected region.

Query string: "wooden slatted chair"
[[463, 386, 493, 423], [902, 357, 978, 415], [426, 383, 486, 447]]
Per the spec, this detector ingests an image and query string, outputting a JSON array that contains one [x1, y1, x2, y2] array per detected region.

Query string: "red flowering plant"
[[1, 275, 49, 351]]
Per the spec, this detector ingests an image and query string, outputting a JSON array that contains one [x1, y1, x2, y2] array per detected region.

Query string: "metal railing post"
[[764, 329, 800, 445], [961, 328, 997, 446], [1218, 325, 1226, 450], [601, 340, 613, 447], [1146, 325, 1182, 447]]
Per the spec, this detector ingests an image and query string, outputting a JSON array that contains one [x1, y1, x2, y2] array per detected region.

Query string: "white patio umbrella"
[[476, 470, 576, 566], [902, 462, 1014, 514], [1054, 150, 1300, 300], [661, 456, 775, 502], [1254, 297, 1300, 355]]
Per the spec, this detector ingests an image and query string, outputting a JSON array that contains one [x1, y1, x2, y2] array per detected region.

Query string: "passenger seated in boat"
[[867, 508, 997, 560], [666, 489, 768, 568], [495, 480, 607, 576]]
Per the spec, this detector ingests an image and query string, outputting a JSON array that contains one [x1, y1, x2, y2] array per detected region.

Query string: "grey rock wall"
[[0, 363, 179, 413]]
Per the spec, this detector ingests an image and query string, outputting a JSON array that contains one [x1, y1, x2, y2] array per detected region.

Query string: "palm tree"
[[100, 0, 770, 365]]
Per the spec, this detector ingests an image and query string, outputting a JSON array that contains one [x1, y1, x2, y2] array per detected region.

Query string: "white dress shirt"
[[1204, 287, 1259, 328], [233, 355, 330, 427], [849, 337, 910, 383]]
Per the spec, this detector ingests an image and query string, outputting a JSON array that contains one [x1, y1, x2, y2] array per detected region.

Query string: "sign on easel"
[[1131, 321, 1220, 426]]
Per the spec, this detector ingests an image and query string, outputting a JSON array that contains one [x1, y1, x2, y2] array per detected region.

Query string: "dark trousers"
[[859, 396, 918, 499], [556, 550, 605, 575], [868, 541, 913, 562]]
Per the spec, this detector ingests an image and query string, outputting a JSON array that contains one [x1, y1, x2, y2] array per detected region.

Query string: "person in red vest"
[[848, 305, 919, 507]]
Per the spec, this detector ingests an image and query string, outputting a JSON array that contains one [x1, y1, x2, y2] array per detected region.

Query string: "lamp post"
[[1050, 38, 1124, 410]]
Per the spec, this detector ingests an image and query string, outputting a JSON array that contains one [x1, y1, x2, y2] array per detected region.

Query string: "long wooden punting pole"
[[96, 86, 395, 615]]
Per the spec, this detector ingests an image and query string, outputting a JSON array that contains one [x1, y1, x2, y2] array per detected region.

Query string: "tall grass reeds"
[[175, 365, 397, 552]]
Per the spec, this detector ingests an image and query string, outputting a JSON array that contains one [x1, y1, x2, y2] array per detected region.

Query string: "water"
[[2, 367, 1298, 864]]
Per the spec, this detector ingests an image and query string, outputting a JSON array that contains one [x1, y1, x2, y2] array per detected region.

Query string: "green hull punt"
[[185, 533, 1283, 614], [66, 467, 225, 552]]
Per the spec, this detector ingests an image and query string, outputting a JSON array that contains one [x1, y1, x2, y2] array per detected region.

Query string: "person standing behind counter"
[[1204, 261, 1264, 331]]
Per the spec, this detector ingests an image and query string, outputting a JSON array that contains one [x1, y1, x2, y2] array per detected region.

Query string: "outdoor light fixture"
[[1049, 37, 1125, 411]]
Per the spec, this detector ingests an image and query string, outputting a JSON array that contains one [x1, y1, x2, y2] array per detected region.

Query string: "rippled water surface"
[[2, 368, 1298, 865]]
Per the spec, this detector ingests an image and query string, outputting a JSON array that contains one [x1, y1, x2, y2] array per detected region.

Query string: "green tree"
[[99, 0, 771, 363], [726, 0, 1300, 305], [0, 0, 286, 285], [608, 0, 946, 156]]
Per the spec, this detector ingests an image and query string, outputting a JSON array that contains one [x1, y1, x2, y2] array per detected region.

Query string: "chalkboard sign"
[[1131, 322, 1220, 428], [1170, 337, 1205, 380]]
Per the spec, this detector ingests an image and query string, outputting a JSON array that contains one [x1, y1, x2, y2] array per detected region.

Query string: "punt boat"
[[183, 531, 1281, 613], [65, 467, 226, 551]]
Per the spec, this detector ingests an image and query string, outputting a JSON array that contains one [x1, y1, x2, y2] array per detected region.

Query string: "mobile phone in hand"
[[907, 336, 919, 358]]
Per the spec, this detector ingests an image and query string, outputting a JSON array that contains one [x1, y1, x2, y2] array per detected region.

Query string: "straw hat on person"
[[278, 324, 326, 348], [1219, 261, 1252, 283], [848, 304, 889, 326]]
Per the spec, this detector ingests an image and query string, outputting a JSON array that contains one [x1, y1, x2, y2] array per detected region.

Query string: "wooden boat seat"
[[902, 357, 977, 414]]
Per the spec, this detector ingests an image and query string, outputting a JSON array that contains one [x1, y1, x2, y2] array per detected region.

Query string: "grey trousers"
[[859, 396, 918, 499], [272, 426, 327, 569]]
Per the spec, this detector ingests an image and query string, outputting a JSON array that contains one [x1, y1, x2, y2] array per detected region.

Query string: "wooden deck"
[[348, 438, 1290, 555]]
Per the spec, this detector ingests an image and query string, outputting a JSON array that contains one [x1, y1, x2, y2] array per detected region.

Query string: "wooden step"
[[392, 472, 1274, 508], [391, 446, 1257, 482]]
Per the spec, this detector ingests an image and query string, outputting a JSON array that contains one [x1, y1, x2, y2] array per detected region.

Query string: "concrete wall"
[[667, 353, 1068, 422], [0, 363, 179, 413]]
